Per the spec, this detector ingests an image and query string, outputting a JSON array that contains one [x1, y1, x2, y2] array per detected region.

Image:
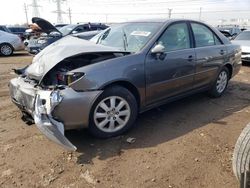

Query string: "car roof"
[[123, 18, 203, 24]]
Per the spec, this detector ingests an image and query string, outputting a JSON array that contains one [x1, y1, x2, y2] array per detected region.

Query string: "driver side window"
[[158, 23, 190, 52]]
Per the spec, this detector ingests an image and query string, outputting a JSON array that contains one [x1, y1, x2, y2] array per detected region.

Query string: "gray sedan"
[[9, 19, 242, 150]]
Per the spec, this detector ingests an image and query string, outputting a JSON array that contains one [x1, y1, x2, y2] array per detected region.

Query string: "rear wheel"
[[0, 43, 13, 56], [209, 67, 229, 98], [89, 86, 138, 138]]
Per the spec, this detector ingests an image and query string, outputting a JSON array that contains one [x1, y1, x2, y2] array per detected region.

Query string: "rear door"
[[145, 22, 196, 104], [190, 22, 226, 88]]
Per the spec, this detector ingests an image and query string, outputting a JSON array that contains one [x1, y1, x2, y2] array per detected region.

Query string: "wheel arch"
[[224, 63, 233, 79], [100, 80, 141, 110], [0, 42, 14, 49]]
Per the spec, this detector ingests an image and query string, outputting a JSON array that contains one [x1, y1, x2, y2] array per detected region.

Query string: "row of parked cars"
[[0, 18, 108, 56]]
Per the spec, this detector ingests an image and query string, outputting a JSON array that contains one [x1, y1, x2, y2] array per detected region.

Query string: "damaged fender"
[[34, 90, 77, 151]]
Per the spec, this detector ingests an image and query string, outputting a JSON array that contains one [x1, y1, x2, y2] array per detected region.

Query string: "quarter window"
[[158, 23, 191, 52], [191, 23, 222, 47]]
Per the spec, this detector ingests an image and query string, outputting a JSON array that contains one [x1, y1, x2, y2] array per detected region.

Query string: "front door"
[[145, 22, 196, 105]]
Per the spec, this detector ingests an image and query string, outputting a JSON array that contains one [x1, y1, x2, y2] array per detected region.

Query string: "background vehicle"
[[54, 24, 68, 30], [0, 30, 24, 56], [59, 23, 108, 36], [72, 30, 102, 40], [27, 17, 108, 54], [9, 19, 241, 150], [0, 25, 11, 33], [219, 30, 234, 40], [8, 27, 28, 41], [232, 30, 250, 63], [217, 25, 242, 38]]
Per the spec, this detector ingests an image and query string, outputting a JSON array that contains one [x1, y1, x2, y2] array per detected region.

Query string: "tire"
[[209, 67, 229, 98], [232, 123, 250, 181], [89, 86, 138, 138], [0, 43, 13, 56]]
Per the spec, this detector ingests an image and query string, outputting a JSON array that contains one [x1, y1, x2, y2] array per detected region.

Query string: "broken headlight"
[[50, 90, 63, 111], [56, 71, 85, 85]]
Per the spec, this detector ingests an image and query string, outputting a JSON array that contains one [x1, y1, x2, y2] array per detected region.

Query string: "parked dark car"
[[59, 23, 108, 36], [54, 24, 68, 30], [0, 25, 11, 33], [219, 30, 233, 39], [9, 19, 241, 150], [73, 30, 102, 40], [8, 27, 28, 41], [27, 17, 108, 54]]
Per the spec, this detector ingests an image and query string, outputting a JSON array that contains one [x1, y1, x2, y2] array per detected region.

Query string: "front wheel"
[[209, 67, 229, 98], [89, 86, 138, 138], [0, 43, 13, 56]]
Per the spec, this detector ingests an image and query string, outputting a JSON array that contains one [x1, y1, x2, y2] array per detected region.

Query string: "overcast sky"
[[0, 0, 249, 26]]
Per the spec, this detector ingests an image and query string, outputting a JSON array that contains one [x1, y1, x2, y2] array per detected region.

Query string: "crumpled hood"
[[231, 40, 250, 52], [26, 35, 123, 81]]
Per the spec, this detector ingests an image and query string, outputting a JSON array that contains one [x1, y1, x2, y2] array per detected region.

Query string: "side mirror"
[[151, 44, 165, 54], [72, 30, 78, 34]]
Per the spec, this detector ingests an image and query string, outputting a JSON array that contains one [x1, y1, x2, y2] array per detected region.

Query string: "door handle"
[[187, 55, 193, 62], [220, 50, 225, 55]]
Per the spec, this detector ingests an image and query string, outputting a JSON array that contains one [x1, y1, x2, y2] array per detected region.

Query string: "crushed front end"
[[9, 77, 77, 151]]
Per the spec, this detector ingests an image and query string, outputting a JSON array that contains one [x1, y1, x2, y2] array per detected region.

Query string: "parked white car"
[[232, 30, 250, 63], [0, 30, 24, 56]]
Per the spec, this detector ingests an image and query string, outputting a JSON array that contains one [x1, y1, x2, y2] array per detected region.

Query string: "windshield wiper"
[[122, 29, 128, 51]]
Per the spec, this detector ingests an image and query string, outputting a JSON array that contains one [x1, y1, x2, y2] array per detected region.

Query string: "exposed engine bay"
[[39, 52, 128, 87]]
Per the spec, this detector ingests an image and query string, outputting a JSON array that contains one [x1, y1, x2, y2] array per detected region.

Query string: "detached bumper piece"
[[34, 90, 77, 151]]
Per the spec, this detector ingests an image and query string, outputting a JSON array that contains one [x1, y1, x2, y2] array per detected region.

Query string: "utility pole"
[[168, 8, 172, 19], [30, 0, 41, 17], [24, 3, 29, 26], [68, 7, 72, 24], [199, 7, 202, 20], [52, 0, 66, 24], [105, 14, 108, 24]]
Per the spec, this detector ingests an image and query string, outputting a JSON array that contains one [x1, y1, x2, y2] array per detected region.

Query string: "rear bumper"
[[9, 77, 102, 150]]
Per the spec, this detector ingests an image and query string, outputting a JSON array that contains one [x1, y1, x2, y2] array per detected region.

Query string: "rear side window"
[[158, 22, 191, 52], [191, 23, 222, 47]]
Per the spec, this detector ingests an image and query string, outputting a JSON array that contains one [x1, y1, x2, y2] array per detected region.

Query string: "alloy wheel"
[[94, 96, 131, 133], [216, 71, 228, 93], [1, 44, 12, 56]]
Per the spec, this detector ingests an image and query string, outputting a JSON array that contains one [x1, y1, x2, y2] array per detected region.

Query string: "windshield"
[[90, 22, 162, 52], [59, 24, 76, 36], [234, 31, 250, 40]]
